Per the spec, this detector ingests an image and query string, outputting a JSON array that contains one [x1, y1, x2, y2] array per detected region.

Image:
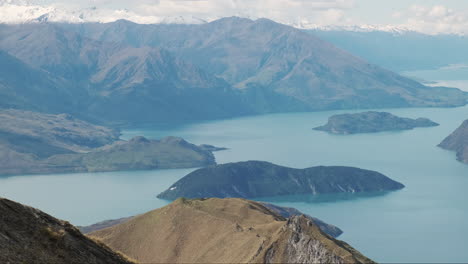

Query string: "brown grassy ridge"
[[90, 197, 374, 263]]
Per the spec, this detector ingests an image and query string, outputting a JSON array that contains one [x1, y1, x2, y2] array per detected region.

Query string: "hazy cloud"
[[395, 4, 468, 35], [1, 0, 468, 35]]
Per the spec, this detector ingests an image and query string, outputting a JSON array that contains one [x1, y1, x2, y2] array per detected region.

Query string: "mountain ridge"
[[89, 198, 374, 263]]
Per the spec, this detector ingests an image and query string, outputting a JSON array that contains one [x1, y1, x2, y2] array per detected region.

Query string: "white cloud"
[[396, 4, 468, 35], [0, 0, 357, 25], [1, 0, 467, 36]]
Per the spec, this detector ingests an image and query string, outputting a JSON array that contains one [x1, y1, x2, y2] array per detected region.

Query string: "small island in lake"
[[314, 111, 439, 134], [438, 119, 468, 164], [157, 161, 404, 200]]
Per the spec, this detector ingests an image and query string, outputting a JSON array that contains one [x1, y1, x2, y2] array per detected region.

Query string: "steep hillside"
[[439, 120, 468, 163], [0, 50, 79, 114], [90, 198, 374, 263], [0, 23, 252, 123], [158, 161, 404, 200], [0, 198, 133, 264]]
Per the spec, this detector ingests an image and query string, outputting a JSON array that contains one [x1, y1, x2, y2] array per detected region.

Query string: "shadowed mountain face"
[[89, 198, 374, 263], [0, 51, 80, 114], [314, 111, 439, 134], [62, 18, 467, 110], [0, 198, 134, 264], [0, 23, 253, 124], [0, 18, 466, 125], [157, 161, 404, 200], [439, 120, 468, 163]]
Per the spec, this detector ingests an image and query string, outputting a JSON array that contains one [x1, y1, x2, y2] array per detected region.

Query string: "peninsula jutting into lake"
[[439, 119, 468, 164]]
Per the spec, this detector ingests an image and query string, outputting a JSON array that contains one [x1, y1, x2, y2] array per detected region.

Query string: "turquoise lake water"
[[0, 105, 467, 262]]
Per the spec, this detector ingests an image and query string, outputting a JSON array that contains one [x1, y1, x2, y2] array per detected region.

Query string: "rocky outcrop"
[[0, 198, 134, 264], [157, 161, 405, 200], [439, 119, 468, 163], [261, 202, 343, 238], [314, 111, 439, 134], [261, 215, 373, 263], [89, 198, 373, 263]]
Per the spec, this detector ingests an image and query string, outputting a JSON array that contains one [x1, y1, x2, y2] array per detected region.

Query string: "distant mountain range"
[[0, 18, 466, 125], [309, 30, 468, 72]]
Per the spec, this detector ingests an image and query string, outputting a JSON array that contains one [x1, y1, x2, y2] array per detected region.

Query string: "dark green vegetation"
[[314, 111, 439, 134], [0, 110, 218, 176], [79, 202, 343, 238], [0, 18, 466, 125], [157, 161, 404, 200], [0, 198, 134, 264], [439, 119, 468, 163]]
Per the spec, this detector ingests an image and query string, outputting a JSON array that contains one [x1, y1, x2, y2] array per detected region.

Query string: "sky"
[[1, 0, 468, 35]]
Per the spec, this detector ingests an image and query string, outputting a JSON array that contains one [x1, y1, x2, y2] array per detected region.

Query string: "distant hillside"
[[439, 119, 468, 163], [0, 198, 133, 264], [158, 161, 404, 200], [90, 198, 374, 263], [0, 110, 219, 176], [0, 23, 253, 124], [0, 50, 80, 114], [62, 18, 467, 110], [0, 19, 466, 125]]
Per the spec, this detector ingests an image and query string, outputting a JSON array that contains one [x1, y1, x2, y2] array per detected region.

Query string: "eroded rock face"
[[282, 217, 343, 264], [263, 216, 373, 264]]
